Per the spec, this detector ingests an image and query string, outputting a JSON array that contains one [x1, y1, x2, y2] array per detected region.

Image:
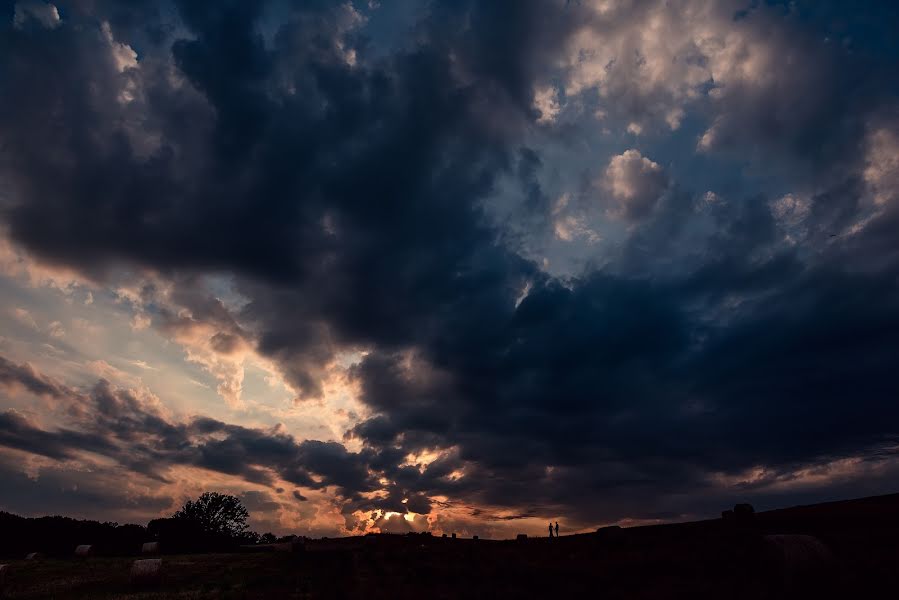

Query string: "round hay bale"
[[596, 525, 623, 536], [516, 533, 528, 541], [141, 542, 160, 555], [763, 534, 835, 590], [130, 559, 163, 587], [25, 552, 43, 560], [764, 534, 833, 569], [74, 545, 94, 557], [595, 525, 626, 545], [0, 564, 8, 589]]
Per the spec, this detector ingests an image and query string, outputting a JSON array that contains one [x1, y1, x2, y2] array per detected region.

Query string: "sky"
[[0, 0, 898, 538]]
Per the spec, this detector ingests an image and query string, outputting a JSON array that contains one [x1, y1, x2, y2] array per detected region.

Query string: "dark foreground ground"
[[2, 492, 898, 599]]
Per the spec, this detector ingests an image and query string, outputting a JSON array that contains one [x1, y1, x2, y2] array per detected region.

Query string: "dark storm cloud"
[[0, 411, 93, 460], [0, 356, 66, 398], [240, 490, 280, 513], [1, 0, 899, 526]]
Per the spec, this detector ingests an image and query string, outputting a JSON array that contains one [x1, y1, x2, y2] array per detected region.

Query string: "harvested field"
[[1, 494, 898, 599], [0, 553, 299, 599]]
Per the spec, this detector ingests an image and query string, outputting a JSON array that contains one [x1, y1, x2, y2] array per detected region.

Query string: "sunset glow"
[[2, 0, 899, 540]]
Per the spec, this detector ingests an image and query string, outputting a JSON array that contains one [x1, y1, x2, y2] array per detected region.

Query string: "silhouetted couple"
[[548, 521, 559, 538]]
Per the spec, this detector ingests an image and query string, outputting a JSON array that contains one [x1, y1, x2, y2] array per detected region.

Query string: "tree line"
[[0, 492, 292, 558]]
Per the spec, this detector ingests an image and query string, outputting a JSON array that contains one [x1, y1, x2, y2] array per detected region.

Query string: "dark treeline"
[[0, 512, 286, 558], [0, 511, 146, 558], [0, 492, 290, 558]]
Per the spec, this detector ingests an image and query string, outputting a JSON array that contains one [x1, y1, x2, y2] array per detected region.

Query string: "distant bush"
[[260, 532, 278, 544]]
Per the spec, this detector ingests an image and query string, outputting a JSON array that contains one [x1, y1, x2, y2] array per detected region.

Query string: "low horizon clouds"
[[1, 0, 898, 536]]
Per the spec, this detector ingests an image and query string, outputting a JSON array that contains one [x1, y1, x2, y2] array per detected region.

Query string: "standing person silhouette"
[[554, 522, 559, 538], [548, 522, 554, 538]]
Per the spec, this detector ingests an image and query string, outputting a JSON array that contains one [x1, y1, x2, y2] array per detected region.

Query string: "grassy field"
[[0, 534, 837, 600], [0, 553, 306, 599], [3, 493, 899, 599]]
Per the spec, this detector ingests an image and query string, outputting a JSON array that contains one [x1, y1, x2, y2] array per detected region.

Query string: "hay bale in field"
[[763, 534, 835, 590], [596, 525, 622, 535], [764, 534, 833, 569], [74, 545, 94, 557], [595, 525, 626, 544], [130, 559, 163, 587], [516, 533, 528, 541], [0, 564, 8, 589], [25, 552, 43, 560], [141, 542, 160, 554]]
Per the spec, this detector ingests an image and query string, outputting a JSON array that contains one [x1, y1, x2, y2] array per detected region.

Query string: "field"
[[0, 554, 303, 599], [2, 493, 899, 599]]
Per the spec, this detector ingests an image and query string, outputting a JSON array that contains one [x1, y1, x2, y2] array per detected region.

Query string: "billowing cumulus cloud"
[[603, 149, 669, 220], [1, 0, 899, 535], [13, 1, 60, 30]]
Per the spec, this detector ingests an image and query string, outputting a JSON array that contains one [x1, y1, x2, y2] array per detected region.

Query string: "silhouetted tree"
[[148, 517, 211, 554], [240, 530, 261, 545], [172, 492, 250, 538], [260, 532, 278, 544]]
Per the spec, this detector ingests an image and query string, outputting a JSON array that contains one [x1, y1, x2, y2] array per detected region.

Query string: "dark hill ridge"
[[1, 492, 898, 598], [756, 491, 899, 526], [545, 490, 899, 541]]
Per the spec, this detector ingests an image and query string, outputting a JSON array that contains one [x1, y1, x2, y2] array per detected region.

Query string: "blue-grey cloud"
[[0, 0, 898, 528]]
